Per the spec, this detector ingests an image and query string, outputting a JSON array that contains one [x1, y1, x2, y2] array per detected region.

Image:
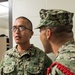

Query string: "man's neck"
[[51, 43, 62, 55], [17, 43, 31, 54]]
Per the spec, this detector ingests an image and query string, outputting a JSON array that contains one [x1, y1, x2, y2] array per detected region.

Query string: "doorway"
[[0, 0, 12, 61]]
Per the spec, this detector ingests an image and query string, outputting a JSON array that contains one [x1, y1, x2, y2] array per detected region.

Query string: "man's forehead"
[[15, 18, 28, 23], [13, 18, 32, 29], [14, 19, 28, 26]]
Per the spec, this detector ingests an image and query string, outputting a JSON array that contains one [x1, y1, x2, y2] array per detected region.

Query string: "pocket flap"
[[3, 65, 14, 73], [26, 63, 43, 74]]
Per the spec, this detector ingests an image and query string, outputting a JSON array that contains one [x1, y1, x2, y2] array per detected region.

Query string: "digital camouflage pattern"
[[0, 44, 52, 75], [36, 9, 74, 29], [36, 9, 75, 75], [50, 41, 75, 75]]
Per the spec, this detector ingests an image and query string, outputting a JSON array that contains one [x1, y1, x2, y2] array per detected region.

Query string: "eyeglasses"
[[11, 26, 32, 32]]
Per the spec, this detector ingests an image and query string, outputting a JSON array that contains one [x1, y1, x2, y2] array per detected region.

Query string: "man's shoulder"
[[33, 45, 52, 62], [48, 62, 75, 75], [57, 41, 75, 60], [4, 47, 16, 55], [32, 45, 45, 54]]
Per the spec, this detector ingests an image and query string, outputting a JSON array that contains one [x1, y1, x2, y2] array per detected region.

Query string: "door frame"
[[0, 0, 13, 48]]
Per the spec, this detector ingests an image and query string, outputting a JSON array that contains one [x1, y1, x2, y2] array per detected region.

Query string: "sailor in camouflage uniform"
[[36, 9, 75, 75], [0, 16, 52, 75]]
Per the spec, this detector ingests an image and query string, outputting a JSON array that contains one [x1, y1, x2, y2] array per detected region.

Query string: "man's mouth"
[[15, 36, 21, 39]]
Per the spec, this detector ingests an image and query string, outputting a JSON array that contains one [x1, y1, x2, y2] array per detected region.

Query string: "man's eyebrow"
[[12, 26, 16, 27], [13, 25, 25, 27], [19, 25, 26, 27]]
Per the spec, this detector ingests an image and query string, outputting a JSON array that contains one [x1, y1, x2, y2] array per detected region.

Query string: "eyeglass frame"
[[11, 25, 32, 32]]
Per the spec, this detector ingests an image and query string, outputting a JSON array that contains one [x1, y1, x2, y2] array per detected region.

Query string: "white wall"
[[12, 0, 75, 61]]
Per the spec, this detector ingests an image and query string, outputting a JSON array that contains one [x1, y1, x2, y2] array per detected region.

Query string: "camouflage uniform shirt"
[[50, 40, 75, 75], [0, 44, 52, 75]]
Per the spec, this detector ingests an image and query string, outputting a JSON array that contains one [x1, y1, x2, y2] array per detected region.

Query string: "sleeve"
[[0, 55, 4, 75]]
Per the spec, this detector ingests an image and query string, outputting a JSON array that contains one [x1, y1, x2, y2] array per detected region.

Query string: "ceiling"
[[0, 1, 9, 29]]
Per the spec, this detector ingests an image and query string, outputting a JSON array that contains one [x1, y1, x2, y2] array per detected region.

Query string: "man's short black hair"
[[16, 16, 33, 30]]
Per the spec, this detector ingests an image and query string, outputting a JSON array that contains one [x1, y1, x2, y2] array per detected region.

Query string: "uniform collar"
[[58, 40, 75, 54], [13, 44, 36, 57]]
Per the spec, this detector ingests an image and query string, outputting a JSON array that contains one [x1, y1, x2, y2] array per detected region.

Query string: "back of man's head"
[[36, 9, 74, 43]]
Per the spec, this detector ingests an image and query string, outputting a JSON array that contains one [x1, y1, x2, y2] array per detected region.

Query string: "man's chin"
[[45, 49, 53, 54], [15, 41, 21, 44]]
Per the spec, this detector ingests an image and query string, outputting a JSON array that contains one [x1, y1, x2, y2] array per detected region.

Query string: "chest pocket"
[[2, 62, 16, 75], [25, 59, 44, 75], [26, 65, 43, 75]]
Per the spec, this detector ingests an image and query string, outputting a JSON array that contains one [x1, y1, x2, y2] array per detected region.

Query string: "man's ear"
[[46, 29, 51, 39], [30, 31, 34, 38]]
